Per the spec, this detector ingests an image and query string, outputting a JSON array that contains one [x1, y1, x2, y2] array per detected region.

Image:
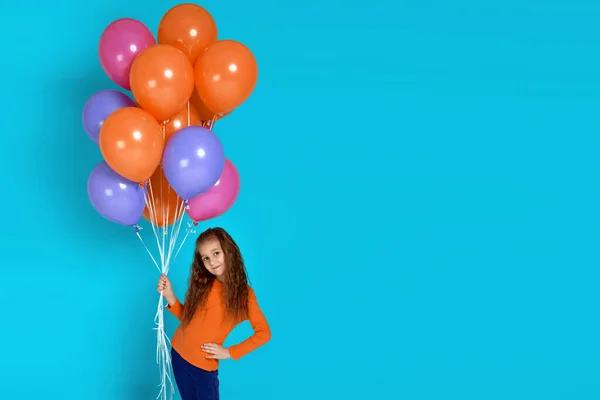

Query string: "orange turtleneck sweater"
[[166, 279, 271, 371]]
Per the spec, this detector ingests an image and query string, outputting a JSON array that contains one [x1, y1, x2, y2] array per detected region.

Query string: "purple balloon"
[[82, 90, 136, 144], [87, 161, 146, 226], [162, 126, 225, 200]]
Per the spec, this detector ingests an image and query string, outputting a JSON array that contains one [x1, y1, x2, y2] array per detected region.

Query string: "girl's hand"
[[157, 274, 176, 305], [202, 343, 231, 360]]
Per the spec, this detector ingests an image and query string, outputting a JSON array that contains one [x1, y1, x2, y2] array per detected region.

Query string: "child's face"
[[199, 237, 226, 277]]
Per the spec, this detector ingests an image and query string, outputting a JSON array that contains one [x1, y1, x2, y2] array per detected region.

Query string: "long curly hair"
[[180, 227, 249, 327]]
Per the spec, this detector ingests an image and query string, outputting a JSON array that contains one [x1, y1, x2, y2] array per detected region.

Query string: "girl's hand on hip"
[[202, 343, 231, 360]]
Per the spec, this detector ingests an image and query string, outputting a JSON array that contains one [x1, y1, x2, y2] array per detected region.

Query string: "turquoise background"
[[2, 0, 599, 398]]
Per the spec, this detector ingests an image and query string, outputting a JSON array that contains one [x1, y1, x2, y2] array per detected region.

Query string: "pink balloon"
[[99, 18, 156, 90], [186, 159, 240, 222]]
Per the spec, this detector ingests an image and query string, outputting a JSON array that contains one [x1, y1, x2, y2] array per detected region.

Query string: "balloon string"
[[161, 169, 167, 269], [135, 231, 161, 272], [172, 203, 193, 263], [187, 101, 191, 127], [154, 292, 175, 400], [145, 180, 162, 255], [138, 179, 191, 400], [145, 181, 166, 264], [205, 114, 217, 131], [172, 227, 192, 263], [142, 180, 173, 400], [166, 200, 188, 267]]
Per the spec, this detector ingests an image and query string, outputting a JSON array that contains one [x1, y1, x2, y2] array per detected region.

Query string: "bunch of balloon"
[[81, 4, 255, 400]]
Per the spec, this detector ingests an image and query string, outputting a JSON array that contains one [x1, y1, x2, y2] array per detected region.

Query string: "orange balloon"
[[164, 103, 202, 141], [194, 40, 258, 115], [157, 4, 218, 65], [189, 89, 231, 121], [130, 44, 195, 121], [142, 167, 184, 227], [99, 107, 164, 182]]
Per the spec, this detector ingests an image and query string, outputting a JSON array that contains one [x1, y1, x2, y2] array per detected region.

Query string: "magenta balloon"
[[186, 159, 240, 222], [99, 18, 155, 90]]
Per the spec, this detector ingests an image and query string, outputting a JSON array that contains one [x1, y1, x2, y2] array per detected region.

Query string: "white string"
[[153, 293, 175, 400], [136, 231, 161, 273], [136, 167, 194, 400], [173, 227, 192, 263]]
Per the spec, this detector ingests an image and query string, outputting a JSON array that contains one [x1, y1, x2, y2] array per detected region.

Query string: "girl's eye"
[[214, 251, 220, 256]]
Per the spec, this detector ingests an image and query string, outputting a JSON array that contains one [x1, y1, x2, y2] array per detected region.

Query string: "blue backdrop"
[[2, 0, 599, 399]]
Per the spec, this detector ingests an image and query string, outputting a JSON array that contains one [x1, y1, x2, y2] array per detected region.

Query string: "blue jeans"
[[171, 348, 220, 400]]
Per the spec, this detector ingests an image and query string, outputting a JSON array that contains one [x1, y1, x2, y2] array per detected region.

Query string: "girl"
[[156, 227, 271, 400]]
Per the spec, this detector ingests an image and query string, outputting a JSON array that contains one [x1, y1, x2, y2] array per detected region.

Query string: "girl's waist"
[[171, 328, 225, 371]]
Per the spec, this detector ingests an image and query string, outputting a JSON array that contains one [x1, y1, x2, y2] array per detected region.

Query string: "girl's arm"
[[228, 288, 272, 360], [166, 298, 184, 320]]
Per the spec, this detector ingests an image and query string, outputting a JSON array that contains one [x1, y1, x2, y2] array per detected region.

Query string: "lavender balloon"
[[87, 161, 146, 226], [82, 90, 136, 144], [162, 126, 225, 200]]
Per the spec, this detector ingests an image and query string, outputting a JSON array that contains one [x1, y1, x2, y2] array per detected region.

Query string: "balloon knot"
[[186, 221, 197, 234]]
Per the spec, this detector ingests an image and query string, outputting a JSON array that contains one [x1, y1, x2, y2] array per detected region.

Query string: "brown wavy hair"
[[180, 227, 249, 327]]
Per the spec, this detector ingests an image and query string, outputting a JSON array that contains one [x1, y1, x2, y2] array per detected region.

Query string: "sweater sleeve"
[[166, 298, 184, 320], [228, 288, 271, 360]]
